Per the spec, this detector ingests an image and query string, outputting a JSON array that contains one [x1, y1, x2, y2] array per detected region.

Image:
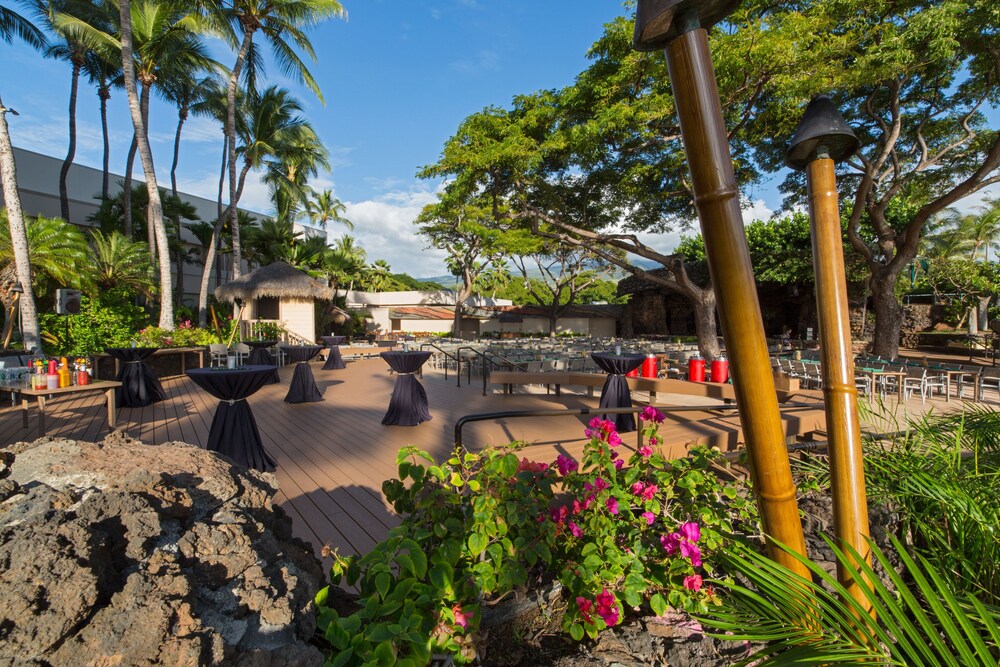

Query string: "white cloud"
[[344, 187, 450, 277]]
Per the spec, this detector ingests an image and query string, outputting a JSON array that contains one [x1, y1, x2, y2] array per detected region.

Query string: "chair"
[[209, 343, 228, 367], [978, 367, 1000, 402], [271, 345, 287, 367], [232, 343, 250, 365]]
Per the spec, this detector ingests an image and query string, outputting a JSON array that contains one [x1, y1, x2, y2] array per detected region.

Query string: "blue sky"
[[3, 0, 997, 277]]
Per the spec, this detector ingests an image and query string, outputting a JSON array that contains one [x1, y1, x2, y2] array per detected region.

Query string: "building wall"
[[390, 318, 453, 334], [279, 299, 316, 343], [481, 316, 617, 337]]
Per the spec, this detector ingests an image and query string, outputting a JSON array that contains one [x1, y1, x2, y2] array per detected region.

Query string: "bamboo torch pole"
[[633, 0, 810, 579], [787, 96, 873, 615]]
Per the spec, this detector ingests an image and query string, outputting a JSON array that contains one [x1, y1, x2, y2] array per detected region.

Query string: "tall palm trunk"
[[123, 131, 137, 237], [198, 137, 227, 326], [0, 98, 41, 351], [59, 56, 82, 221], [119, 0, 173, 330], [98, 81, 110, 201], [170, 104, 187, 303], [226, 30, 254, 279]]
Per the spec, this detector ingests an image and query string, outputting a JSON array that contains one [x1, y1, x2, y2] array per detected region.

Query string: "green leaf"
[[375, 572, 391, 600], [570, 622, 585, 641], [650, 593, 667, 617], [468, 532, 488, 556]]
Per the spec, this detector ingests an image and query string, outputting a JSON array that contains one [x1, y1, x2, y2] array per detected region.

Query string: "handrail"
[[420, 342, 468, 384], [453, 401, 824, 450], [455, 346, 487, 393]]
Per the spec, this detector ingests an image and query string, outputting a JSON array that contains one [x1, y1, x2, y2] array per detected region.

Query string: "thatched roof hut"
[[215, 261, 334, 302]]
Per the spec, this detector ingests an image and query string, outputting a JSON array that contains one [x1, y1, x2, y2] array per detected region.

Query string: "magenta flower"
[[614, 459, 624, 470], [517, 457, 548, 473], [681, 542, 702, 567], [594, 477, 610, 491], [576, 597, 594, 625], [679, 522, 701, 543], [588, 416, 604, 429], [639, 406, 665, 423], [556, 454, 578, 476], [641, 511, 656, 525], [550, 505, 569, 525], [641, 484, 658, 501], [595, 589, 620, 626], [569, 522, 583, 538], [607, 431, 622, 447], [452, 604, 471, 629], [572, 499, 585, 514], [683, 575, 703, 592], [661, 532, 681, 555], [610, 449, 620, 461], [631, 482, 645, 496], [606, 497, 619, 515], [638, 445, 653, 457], [583, 494, 596, 510], [648, 435, 659, 447]]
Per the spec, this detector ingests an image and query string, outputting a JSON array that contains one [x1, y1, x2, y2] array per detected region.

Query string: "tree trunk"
[[547, 313, 558, 337], [123, 132, 137, 237], [226, 31, 254, 280], [692, 290, 721, 360], [0, 100, 41, 351], [869, 269, 903, 358], [171, 107, 187, 305], [453, 285, 471, 338], [978, 296, 992, 332], [99, 84, 110, 201], [59, 60, 81, 222], [120, 0, 173, 330], [197, 225, 219, 327]]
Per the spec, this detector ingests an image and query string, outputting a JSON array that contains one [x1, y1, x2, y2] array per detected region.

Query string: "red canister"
[[711, 356, 729, 384], [687, 355, 705, 382], [626, 366, 640, 378], [642, 354, 658, 378]]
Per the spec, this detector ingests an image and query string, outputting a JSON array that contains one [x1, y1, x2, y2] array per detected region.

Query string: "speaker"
[[56, 288, 82, 315]]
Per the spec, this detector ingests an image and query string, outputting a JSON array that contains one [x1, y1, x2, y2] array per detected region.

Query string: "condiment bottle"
[[47, 359, 59, 390], [77, 358, 90, 385], [58, 357, 71, 388]]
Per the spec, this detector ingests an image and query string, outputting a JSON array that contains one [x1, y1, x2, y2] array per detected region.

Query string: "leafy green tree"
[[0, 212, 90, 303], [306, 189, 352, 230], [88, 229, 156, 297]]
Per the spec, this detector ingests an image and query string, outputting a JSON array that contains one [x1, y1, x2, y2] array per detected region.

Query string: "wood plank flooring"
[[1, 357, 848, 562]]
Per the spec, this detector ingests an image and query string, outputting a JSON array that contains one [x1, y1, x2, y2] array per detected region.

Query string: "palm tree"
[[264, 124, 329, 223], [965, 199, 1000, 263], [0, 9, 46, 351], [217, 0, 346, 279], [88, 229, 155, 296], [322, 234, 366, 294], [161, 70, 222, 197], [80, 48, 120, 200], [363, 259, 392, 293], [1, 212, 91, 298], [306, 188, 352, 230]]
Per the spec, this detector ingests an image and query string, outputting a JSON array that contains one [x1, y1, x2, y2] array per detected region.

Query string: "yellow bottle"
[[58, 357, 71, 388]]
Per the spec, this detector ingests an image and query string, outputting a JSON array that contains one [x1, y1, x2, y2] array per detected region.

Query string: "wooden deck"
[[1, 358, 850, 561]]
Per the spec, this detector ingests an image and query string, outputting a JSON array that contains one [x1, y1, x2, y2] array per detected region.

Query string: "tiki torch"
[[787, 95, 872, 614], [634, 0, 810, 579]]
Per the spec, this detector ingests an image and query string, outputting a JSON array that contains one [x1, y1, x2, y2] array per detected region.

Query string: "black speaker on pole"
[[56, 289, 82, 315]]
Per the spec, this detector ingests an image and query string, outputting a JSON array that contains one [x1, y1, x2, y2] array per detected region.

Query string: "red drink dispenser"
[[711, 356, 729, 384], [687, 355, 705, 382], [642, 354, 658, 378], [626, 366, 640, 378]]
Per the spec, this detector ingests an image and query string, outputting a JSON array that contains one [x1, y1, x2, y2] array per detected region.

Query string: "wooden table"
[[1, 380, 121, 436], [941, 369, 978, 402]]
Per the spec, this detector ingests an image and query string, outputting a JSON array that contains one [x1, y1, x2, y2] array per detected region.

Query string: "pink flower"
[[641, 511, 656, 525], [681, 542, 702, 567], [607, 431, 622, 447], [631, 482, 646, 496], [648, 436, 659, 447], [556, 455, 578, 476], [638, 445, 653, 457], [679, 522, 701, 543], [550, 505, 569, 525], [452, 604, 471, 629], [614, 459, 624, 470], [572, 499, 585, 514], [641, 484, 658, 501], [569, 522, 583, 538], [683, 575, 703, 592], [576, 597, 594, 625], [610, 449, 620, 461], [606, 497, 619, 515], [583, 494, 596, 510], [661, 533, 681, 555], [517, 457, 548, 473], [640, 406, 665, 423], [588, 416, 604, 429], [593, 477, 609, 491], [595, 589, 620, 626]]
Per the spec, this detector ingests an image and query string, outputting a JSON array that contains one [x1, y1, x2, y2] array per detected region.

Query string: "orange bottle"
[[58, 357, 71, 388]]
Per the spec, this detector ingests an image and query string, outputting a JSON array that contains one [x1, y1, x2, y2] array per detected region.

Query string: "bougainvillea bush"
[[315, 408, 759, 666]]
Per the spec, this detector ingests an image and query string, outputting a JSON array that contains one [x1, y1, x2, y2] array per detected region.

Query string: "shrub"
[[136, 323, 220, 348], [40, 288, 150, 356], [315, 410, 757, 665]]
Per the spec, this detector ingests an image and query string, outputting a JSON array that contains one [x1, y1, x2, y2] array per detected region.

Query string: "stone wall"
[[0, 433, 324, 666]]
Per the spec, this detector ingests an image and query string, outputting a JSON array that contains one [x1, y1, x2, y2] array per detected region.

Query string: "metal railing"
[[420, 343, 470, 385], [453, 401, 825, 450]]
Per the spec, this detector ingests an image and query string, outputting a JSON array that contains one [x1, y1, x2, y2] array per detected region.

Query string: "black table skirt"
[[591, 353, 645, 433], [246, 346, 280, 383], [105, 347, 166, 408], [186, 366, 277, 471], [380, 351, 432, 426], [321, 336, 347, 370], [281, 346, 324, 403]]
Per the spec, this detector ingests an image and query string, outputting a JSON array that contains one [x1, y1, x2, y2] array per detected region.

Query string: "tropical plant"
[[214, 0, 346, 278], [361, 259, 392, 293], [39, 287, 149, 356], [306, 188, 352, 230], [0, 212, 90, 304], [88, 229, 156, 297], [1, 0, 45, 46], [316, 410, 755, 665]]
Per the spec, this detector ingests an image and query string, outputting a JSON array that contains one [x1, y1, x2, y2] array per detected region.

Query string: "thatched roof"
[[215, 262, 335, 302]]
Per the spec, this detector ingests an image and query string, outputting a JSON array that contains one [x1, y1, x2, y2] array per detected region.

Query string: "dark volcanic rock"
[[0, 433, 324, 667]]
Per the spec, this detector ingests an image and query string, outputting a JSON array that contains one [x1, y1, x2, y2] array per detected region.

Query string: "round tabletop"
[[244, 340, 277, 350], [105, 347, 159, 362], [591, 353, 645, 375], [281, 345, 323, 364], [381, 350, 432, 374], [186, 365, 278, 400]]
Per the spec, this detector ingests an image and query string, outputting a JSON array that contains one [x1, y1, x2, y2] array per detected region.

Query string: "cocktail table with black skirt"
[[591, 352, 645, 433], [105, 346, 167, 407], [320, 335, 347, 370], [245, 340, 279, 383], [186, 366, 277, 471], [380, 350, 432, 426], [282, 345, 324, 403]]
